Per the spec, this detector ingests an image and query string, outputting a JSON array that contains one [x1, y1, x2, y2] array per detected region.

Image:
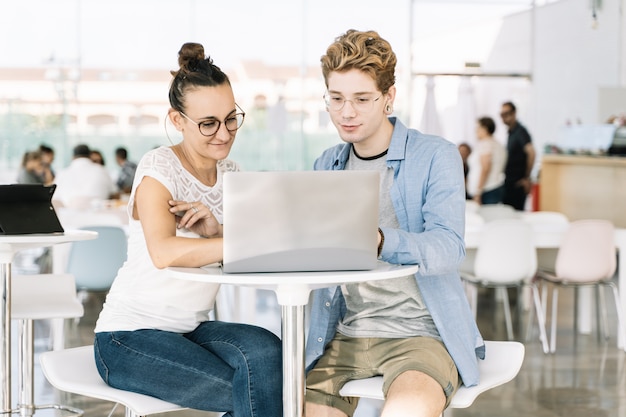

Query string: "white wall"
[[531, 0, 622, 143], [444, 0, 626, 176]]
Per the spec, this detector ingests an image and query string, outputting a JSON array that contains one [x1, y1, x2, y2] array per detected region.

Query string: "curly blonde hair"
[[320, 29, 396, 94]]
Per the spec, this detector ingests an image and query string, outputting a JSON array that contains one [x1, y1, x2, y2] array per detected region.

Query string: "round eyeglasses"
[[180, 104, 246, 137], [323, 93, 382, 112]]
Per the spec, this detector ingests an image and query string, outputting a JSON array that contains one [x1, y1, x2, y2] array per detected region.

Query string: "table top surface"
[[465, 222, 626, 249], [169, 262, 419, 287], [0, 229, 98, 260], [0, 229, 98, 243]]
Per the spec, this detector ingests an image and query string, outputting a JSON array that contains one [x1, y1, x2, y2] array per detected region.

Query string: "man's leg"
[[305, 402, 348, 417], [382, 370, 446, 417]]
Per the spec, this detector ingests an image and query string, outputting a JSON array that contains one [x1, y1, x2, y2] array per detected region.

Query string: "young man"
[[304, 30, 484, 417], [500, 101, 536, 210]]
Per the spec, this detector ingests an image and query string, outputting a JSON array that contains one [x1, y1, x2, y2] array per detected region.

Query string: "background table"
[[169, 262, 419, 417], [0, 230, 98, 413]]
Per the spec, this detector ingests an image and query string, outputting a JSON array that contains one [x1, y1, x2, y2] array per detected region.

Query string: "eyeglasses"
[[180, 104, 246, 137], [323, 93, 382, 112]]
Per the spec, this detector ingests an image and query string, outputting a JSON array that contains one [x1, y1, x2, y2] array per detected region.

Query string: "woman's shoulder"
[[137, 146, 176, 168]]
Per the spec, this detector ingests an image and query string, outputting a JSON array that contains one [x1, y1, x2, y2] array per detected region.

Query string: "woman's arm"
[[134, 176, 223, 269]]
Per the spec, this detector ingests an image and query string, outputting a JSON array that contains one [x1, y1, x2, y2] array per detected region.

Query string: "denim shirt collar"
[[330, 117, 408, 169]]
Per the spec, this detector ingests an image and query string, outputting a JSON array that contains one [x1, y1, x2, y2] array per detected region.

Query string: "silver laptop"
[[222, 170, 379, 273]]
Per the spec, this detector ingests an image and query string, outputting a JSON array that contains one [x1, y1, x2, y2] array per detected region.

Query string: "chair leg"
[[597, 285, 609, 341], [573, 286, 579, 350], [530, 283, 550, 354], [550, 286, 559, 353], [49, 318, 66, 351], [498, 287, 514, 340], [525, 289, 534, 342], [17, 318, 83, 417], [606, 281, 626, 348]]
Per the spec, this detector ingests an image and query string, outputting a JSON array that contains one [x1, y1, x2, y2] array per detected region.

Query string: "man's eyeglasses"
[[180, 104, 246, 137], [323, 93, 382, 112]]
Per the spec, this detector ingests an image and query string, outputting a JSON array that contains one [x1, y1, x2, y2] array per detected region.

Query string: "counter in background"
[[539, 154, 626, 228]]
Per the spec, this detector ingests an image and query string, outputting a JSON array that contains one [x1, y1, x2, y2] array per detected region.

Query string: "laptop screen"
[[222, 170, 379, 273]]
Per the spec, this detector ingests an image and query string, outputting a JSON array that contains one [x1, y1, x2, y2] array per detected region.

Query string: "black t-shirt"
[[505, 122, 532, 184]]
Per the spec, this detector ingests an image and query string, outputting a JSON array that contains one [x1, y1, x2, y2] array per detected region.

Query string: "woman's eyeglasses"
[[180, 104, 245, 137]]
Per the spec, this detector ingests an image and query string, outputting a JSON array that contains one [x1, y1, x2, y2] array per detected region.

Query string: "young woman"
[[93, 42, 283, 417], [466, 116, 506, 205]]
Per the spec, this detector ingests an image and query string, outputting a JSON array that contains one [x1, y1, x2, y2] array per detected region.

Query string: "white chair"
[[460, 219, 548, 352], [536, 219, 625, 353], [340, 340, 525, 414], [520, 211, 569, 273], [11, 274, 84, 417], [460, 211, 485, 276], [40, 346, 190, 417], [477, 204, 519, 222], [465, 200, 480, 214]]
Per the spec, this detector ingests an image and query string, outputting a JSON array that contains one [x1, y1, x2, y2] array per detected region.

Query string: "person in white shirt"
[[53, 144, 117, 208], [93, 42, 282, 417], [466, 117, 507, 205]]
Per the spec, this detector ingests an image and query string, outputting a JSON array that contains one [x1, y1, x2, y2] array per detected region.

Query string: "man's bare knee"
[[382, 370, 446, 417]]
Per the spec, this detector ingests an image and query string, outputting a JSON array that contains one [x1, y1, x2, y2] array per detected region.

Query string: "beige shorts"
[[306, 333, 460, 416]]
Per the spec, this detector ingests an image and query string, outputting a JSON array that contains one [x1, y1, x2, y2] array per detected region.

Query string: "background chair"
[[520, 211, 569, 273], [40, 345, 189, 417], [11, 274, 84, 417], [340, 340, 525, 414], [535, 219, 624, 353], [477, 204, 519, 222], [459, 210, 485, 276], [66, 225, 128, 295], [460, 219, 548, 352]]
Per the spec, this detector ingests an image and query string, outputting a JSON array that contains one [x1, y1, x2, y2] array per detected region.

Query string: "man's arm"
[[524, 142, 535, 179], [518, 142, 536, 193]]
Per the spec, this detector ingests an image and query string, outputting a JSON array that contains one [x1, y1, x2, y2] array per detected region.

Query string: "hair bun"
[[178, 42, 206, 71]]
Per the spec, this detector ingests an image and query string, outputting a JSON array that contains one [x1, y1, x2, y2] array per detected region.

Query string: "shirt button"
[[325, 302, 330, 307], [317, 337, 323, 343]]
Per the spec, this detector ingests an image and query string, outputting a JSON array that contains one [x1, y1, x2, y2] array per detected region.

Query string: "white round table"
[[0, 230, 98, 413], [169, 262, 419, 417]]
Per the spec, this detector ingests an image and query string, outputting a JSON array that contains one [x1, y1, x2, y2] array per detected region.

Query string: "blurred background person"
[[500, 101, 535, 210], [38, 144, 56, 184], [16, 150, 45, 184], [466, 116, 506, 205], [114, 146, 137, 194], [53, 144, 117, 208], [90, 149, 106, 166]]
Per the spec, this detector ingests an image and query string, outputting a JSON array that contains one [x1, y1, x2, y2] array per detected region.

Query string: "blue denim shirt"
[[305, 118, 485, 387]]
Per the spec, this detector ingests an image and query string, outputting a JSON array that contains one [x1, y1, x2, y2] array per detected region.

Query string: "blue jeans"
[[94, 321, 283, 417], [480, 185, 504, 205]]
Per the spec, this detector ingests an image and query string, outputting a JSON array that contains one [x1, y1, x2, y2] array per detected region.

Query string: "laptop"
[[0, 184, 64, 235], [222, 170, 379, 273]]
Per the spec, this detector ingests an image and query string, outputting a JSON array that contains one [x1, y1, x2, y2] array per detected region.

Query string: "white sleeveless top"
[[94, 146, 239, 333]]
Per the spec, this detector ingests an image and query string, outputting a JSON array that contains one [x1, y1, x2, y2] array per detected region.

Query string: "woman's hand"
[[168, 200, 221, 237]]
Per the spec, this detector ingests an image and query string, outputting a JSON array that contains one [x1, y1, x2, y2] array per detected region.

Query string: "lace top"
[[95, 146, 240, 333]]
